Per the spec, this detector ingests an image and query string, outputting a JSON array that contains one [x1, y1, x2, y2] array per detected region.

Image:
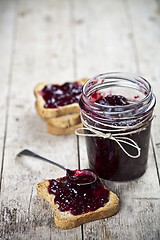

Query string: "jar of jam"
[[78, 72, 156, 181]]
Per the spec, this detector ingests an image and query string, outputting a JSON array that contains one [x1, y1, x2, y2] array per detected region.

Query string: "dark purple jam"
[[40, 82, 82, 108], [86, 127, 151, 181], [82, 94, 152, 181], [95, 94, 129, 106], [48, 171, 109, 216], [66, 169, 96, 184]]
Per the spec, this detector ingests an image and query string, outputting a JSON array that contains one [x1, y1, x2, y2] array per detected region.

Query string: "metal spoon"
[[17, 149, 97, 185]]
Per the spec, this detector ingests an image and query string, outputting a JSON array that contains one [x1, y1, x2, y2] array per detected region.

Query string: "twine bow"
[[74, 113, 153, 158]]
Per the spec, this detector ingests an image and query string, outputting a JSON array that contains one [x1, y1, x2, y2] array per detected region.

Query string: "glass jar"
[[79, 72, 156, 181]]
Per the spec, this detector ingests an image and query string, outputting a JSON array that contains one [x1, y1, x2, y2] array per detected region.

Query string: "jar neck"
[[79, 72, 156, 120]]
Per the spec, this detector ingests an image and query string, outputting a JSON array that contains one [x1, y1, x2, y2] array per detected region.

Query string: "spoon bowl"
[[17, 149, 97, 186], [66, 169, 97, 185]]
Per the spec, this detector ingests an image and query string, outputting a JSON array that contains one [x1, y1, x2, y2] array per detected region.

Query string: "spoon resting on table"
[[17, 149, 97, 186]]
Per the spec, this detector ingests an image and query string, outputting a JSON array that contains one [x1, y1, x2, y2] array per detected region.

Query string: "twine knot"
[[75, 116, 144, 159]]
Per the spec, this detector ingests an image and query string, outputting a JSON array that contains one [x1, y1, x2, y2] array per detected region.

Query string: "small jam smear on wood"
[[48, 170, 109, 215], [39, 82, 82, 108]]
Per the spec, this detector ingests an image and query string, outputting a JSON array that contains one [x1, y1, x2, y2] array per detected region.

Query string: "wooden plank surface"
[[128, 0, 160, 179], [0, 0, 160, 239], [76, 1, 160, 239], [0, 0, 16, 187], [0, 0, 81, 239], [76, 0, 160, 239]]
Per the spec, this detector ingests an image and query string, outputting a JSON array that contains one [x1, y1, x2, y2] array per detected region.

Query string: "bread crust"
[[47, 113, 81, 128], [46, 122, 83, 135], [34, 78, 88, 119], [35, 101, 81, 128], [37, 179, 119, 229]]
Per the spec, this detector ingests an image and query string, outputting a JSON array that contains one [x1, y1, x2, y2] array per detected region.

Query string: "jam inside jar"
[[79, 72, 156, 181]]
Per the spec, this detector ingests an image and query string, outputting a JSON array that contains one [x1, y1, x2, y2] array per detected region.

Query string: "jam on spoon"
[[17, 149, 97, 185], [66, 169, 97, 185], [17, 150, 110, 215]]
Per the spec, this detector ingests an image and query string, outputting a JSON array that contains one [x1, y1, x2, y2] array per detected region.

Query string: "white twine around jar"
[[75, 113, 153, 159]]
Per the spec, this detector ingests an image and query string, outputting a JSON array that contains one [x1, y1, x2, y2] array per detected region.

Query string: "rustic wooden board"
[[82, 198, 160, 240], [76, 0, 160, 239], [0, 0, 16, 188], [74, 0, 137, 78], [128, 0, 160, 179], [0, 0, 160, 239], [0, 0, 81, 239]]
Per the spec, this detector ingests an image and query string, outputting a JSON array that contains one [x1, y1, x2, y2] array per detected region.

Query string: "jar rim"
[[81, 72, 156, 118]]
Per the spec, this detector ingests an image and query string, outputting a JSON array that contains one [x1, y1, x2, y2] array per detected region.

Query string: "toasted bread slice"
[[37, 179, 119, 229], [34, 78, 88, 119], [47, 113, 81, 129], [35, 101, 81, 128], [46, 122, 83, 135]]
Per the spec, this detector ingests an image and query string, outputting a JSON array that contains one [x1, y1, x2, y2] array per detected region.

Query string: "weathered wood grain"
[[76, 0, 160, 239], [0, 0, 16, 190], [0, 0, 160, 239], [82, 198, 160, 240], [0, 0, 82, 239], [128, 0, 160, 181], [73, 0, 137, 79]]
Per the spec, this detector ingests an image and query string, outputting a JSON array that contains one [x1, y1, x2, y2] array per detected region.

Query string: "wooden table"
[[0, 0, 160, 239]]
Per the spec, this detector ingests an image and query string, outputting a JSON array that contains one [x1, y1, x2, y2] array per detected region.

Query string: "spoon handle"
[[17, 149, 66, 171]]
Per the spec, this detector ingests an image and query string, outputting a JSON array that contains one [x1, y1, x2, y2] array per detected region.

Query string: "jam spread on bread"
[[39, 82, 82, 108], [48, 172, 109, 215]]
